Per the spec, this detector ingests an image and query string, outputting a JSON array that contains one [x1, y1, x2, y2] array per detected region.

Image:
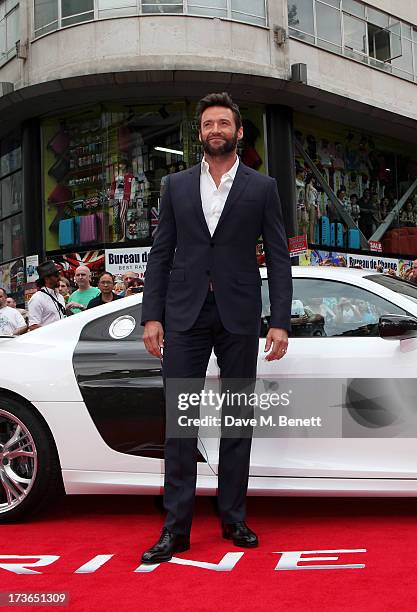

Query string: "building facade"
[[0, 0, 417, 302]]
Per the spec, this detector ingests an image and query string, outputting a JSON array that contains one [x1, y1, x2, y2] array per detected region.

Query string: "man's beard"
[[201, 132, 238, 157]]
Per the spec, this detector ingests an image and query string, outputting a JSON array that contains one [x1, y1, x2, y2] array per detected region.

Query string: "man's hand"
[[143, 321, 164, 359], [264, 327, 288, 361], [66, 301, 84, 310]]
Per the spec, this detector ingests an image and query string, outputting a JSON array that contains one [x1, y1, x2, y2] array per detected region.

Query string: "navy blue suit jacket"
[[141, 161, 292, 335]]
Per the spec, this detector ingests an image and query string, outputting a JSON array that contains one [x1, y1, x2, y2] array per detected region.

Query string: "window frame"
[[288, 0, 417, 84], [0, 0, 19, 66]]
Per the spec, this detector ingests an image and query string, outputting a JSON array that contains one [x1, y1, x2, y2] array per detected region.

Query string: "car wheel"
[[0, 396, 63, 523]]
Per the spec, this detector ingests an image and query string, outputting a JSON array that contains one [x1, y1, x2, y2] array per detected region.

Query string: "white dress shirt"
[[28, 288, 66, 327], [200, 156, 239, 236]]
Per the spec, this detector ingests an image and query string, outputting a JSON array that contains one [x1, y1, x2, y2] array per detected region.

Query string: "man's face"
[[123, 273, 138, 289], [98, 275, 114, 295], [74, 268, 91, 290], [199, 106, 243, 157], [411, 261, 417, 279], [46, 272, 60, 289], [6, 297, 16, 308], [0, 290, 7, 308]]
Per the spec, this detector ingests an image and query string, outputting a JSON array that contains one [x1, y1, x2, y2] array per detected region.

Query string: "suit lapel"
[[189, 164, 212, 239], [213, 162, 250, 236]]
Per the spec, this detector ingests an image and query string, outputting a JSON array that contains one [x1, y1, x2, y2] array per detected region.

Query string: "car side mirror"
[[379, 314, 417, 340]]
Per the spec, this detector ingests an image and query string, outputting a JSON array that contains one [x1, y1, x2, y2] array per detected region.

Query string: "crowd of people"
[[335, 187, 417, 239], [0, 262, 144, 336]]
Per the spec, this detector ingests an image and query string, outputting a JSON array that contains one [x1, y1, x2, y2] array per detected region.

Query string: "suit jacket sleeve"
[[141, 175, 177, 325], [262, 178, 293, 332]]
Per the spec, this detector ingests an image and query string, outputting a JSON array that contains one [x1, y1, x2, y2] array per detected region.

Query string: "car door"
[[249, 274, 417, 478]]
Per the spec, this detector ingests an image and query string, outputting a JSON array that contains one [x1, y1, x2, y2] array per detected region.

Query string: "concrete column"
[[266, 105, 297, 238]]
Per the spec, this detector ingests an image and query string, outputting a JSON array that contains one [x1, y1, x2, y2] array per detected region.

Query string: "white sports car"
[[1, 266, 417, 522]]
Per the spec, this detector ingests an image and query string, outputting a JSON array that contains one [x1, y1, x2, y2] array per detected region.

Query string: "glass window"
[[231, 0, 266, 26], [34, 0, 58, 36], [367, 7, 389, 29], [289, 279, 405, 338], [98, 0, 137, 19], [0, 214, 23, 262], [342, 0, 364, 18], [0, 170, 22, 218], [62, 0, 93, 18], [343, 13, 366, 54], [0, 132, 21, 179], [316, 1, 341, 46], [401, 22, 412, 40], [319, 0, 339, 6], [0, 1, 19, 62], [142, 0, 183, 13], [392, 37, 413, 75], [188, 0, 227, 19], [287, 0, 314, 35]]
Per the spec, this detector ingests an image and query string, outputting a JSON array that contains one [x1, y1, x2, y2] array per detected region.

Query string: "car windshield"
[[364, 274, 417, 305]]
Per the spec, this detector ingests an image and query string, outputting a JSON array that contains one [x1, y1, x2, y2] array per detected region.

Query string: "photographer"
[[124, 277, 144, 297], [87, 272, 121, 309]]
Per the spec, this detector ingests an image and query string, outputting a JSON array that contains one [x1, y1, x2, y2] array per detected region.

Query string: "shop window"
[[260, 279, 406, 339], [0, 170, 22, 218], [187, 0, 227, 19], [34, 0, 58, 36], [142, 0, 183, 14], [42, 103, 266, 254], [288, 0, 314, 42], [61, 0, 94, 26], [0, 131, 21, 178], [0, 0, 19, 64], [316, 1, 342, 51], [0, 213, 23, 262]]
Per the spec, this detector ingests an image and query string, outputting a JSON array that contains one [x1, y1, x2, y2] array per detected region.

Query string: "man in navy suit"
[[141, 93, 292, 563]]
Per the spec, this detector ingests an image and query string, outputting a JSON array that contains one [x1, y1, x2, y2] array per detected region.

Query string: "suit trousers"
[[162, 290, 259, 535]]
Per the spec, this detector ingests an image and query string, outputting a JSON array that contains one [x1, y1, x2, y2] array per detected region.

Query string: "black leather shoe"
[[222, 521, 258, 548], [141, 528, 190, 564]]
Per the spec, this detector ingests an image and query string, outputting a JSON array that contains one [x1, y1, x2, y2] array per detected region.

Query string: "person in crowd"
[[358, 189, 376, 238], [28, 261, 66, 331], [67, 265, 100, 313], [377, 196, 391, 224], [350, 194, 360, 225], [125, 277, 144, 297], [336, 297, 360, 323], [355, 299, 378, 324], [6, 294, 28, 324], [407, 260, 417, 285], [119, 271, 140, 297], [337, 188, 351, 215], [0, 288, 27, 335], [400, 200, 417, 227], [87, 272, 121, 308], [113, 281, 126, 295], [58, 276, 71, 303]]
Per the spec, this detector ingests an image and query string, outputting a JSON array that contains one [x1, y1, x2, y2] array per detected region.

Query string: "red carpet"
[[1, 495, 417, 611]]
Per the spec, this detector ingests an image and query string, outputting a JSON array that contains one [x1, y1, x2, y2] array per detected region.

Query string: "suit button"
[[206, 270, 210, 276]]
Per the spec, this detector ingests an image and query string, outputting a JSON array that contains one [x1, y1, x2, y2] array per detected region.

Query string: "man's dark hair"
[[0, 287, 7, 298], [99, 271, 115, 283], [196, 92, 242, 130]]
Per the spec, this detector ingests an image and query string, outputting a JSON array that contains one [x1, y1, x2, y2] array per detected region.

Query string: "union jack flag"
[[61, 250, 105, 274], [151, 206, 160, 237]]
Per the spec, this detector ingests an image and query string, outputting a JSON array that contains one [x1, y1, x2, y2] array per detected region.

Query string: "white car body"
[[2, 265, 417, 512]]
